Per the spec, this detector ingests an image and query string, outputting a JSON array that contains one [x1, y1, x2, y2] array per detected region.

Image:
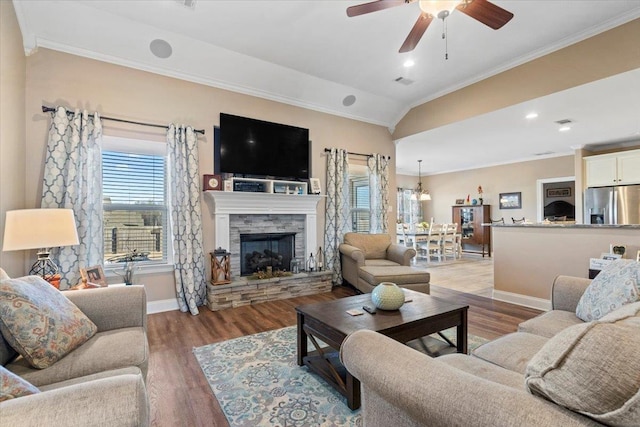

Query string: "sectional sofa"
[[0, 276, 150, 426], [341, 274, 640, 426]]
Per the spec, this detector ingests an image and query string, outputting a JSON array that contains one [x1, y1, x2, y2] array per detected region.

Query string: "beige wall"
[[493, 226, 640, 305], [418, 156, 575, 225], [22, 49, 395, 302], [0, 1, 26, 277], [393, 19, 640, 140]]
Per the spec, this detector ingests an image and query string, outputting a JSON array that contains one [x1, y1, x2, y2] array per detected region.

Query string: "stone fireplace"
[[205, 192, 322, 278]]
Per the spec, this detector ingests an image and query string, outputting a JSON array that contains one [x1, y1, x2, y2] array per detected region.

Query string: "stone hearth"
[[204, 191, 329, 310]]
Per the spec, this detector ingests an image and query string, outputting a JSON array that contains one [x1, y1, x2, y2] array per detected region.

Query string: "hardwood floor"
[[146, 283, 541, 426]]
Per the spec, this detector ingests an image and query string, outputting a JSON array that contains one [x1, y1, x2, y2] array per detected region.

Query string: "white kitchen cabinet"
[[585, 149, 640, 187]]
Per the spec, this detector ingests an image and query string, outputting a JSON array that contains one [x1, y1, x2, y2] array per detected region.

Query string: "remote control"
[[362, 305, 376, 315]]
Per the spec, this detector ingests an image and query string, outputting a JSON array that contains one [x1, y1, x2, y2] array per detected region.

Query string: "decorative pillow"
[[575, 259, 640, 321], [0, 268, 9, 280], [0, 365, 40, 402], [0, 276, 97, 369], [525, 306, 640, 426]]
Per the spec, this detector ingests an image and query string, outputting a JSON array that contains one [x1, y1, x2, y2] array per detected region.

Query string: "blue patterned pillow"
[[0, 276, 97, 369], [576, 260, 640, 321], [0, 365, 40, 401]]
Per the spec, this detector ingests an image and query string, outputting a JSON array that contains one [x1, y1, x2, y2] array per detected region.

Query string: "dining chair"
[[490, 218, 505, 225], [441, 224, 459, 260], [417, 223, 444, 262], [512, 217, 525, 224]]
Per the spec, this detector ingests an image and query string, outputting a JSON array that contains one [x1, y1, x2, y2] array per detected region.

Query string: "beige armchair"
[[339, 233, 429, 294]]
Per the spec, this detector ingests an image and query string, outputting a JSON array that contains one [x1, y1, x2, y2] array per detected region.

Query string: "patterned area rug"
[[193, 326, 488, 427]]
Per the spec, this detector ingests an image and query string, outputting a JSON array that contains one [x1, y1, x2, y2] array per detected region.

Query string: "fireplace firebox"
[[240, 232, 296, 276]]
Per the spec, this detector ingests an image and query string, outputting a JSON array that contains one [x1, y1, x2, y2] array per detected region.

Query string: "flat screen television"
[[218, 113, 310, 180]]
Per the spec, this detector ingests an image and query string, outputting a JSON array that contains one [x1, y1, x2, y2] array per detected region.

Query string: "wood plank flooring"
[[146, 280, 541, 426]]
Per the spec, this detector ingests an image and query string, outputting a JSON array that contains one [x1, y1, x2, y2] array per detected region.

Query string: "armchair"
[[339, 233, 429, 294]]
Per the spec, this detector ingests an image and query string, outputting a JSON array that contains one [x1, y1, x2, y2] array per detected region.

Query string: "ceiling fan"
[[347, 0, 514, 53]]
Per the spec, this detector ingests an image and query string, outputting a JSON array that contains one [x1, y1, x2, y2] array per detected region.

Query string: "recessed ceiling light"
[[150, 39, 172, 59], [525, 112, 538, 119], [403, 59, 415, 68], [558, 126, 571, 132]]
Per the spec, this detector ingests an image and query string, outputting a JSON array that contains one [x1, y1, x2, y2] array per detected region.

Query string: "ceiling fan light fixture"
[[418, 0, 459, 17]]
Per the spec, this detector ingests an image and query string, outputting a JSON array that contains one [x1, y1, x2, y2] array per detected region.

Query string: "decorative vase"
[[371, 282, 405, 310], [121, 261, 135, 285]]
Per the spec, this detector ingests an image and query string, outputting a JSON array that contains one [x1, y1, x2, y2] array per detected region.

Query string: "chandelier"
[[411, 160, 431, 201]]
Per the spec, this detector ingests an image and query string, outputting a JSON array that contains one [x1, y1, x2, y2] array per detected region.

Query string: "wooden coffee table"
[[295, 289, 468, 410]]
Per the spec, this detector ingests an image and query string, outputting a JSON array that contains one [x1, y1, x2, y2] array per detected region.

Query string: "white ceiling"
[[12, 0, 640, 175]]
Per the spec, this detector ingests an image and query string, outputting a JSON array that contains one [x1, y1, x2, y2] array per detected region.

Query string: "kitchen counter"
[[491, 225, 640, 310], [493, 223, 640, 229]]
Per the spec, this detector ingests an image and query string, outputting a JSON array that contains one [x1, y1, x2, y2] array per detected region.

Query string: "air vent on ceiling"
[[175, 0, 196, 9], [554, 119, 573, 125], [394, 77, 415, 86], [534, 151, 555, 156]]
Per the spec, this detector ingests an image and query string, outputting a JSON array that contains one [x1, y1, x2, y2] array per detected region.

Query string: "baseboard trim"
[[492, 290, 551, 311], [148, 298, 180, 314]]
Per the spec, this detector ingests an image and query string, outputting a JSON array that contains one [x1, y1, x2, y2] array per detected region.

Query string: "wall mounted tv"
[[217, 113, 310, 180]]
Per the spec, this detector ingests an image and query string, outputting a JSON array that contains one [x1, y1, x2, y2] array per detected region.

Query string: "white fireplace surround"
[[205, 192, 323, 266]]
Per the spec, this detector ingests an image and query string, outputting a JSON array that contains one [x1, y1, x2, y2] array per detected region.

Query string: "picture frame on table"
[[80, 265, 107, 287], [309, 178, 321, 195], [499, 192, 522, 209], [455, 199, 465, 205]]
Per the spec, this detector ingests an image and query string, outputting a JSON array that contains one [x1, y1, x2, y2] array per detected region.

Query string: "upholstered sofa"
[[339, 232, 430, 294], [0, 277, 150, 426], [341, 274, 640, 426]]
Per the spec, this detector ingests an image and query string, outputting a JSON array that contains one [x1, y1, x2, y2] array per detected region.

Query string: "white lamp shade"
[[2, 209, 79, 251], [420, 193, 432, 201], [418, 0, 459, 16]]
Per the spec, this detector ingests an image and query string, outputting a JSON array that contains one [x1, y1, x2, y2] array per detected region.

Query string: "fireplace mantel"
[[205, 191, 322, 215], [205, 192, 323, 274]]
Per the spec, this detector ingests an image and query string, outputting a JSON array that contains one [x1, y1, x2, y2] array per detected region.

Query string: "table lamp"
[[2, 209, 80, 282]]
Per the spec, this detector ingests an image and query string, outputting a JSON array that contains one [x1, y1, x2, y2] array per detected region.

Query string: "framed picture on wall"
[[499, 192, 522, 209], [546, 187, 571, 198]]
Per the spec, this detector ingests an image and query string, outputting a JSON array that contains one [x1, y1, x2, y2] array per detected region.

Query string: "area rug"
[[193, 326, 489, 427]]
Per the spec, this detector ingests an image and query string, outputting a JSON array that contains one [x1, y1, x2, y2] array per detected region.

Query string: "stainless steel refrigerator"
[[584, 185, 640, 225]]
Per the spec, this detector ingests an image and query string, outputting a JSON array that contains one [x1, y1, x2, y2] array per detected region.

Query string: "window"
[[102, 137, 170, 268], [349, 164, 370, 233], [397, 188, 422, 225]]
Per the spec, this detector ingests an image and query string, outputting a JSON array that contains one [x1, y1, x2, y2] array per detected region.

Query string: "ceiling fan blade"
[[399, 13, 433, 53], [347, 0, 407, 17], [456, 0, 514, 30]]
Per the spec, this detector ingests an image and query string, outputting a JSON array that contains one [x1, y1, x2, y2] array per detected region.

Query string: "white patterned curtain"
[[368, 154, 389, 233], [324, 148, 350, 284], [167, 125, 206, 315], [41, 107, 103, 289]]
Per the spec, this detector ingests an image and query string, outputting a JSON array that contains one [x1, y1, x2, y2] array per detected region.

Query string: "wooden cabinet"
[[452, 205, 491, 257], [585, 149, 640, 187]]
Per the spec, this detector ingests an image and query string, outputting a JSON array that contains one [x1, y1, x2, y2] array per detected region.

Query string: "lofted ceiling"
[[12, 0, 640, 175]]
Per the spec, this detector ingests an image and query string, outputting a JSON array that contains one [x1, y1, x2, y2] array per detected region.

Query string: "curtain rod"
[[41, 106, 205, 135], [323, 148, 391, 160]]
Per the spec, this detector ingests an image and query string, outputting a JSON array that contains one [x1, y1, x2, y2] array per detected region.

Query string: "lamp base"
[[29, 252, 61, 288]]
